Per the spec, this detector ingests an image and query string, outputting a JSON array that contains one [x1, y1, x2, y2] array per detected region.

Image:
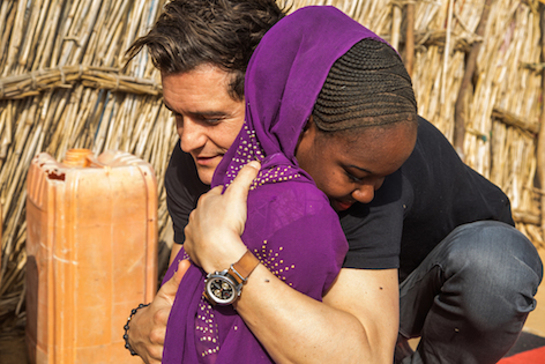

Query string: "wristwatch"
[[203, 250, 260, 306]]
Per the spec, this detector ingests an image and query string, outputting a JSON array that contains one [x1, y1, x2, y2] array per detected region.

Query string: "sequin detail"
[[224, 124, 301, 190], [195, 298, 220, 360], [254, 240, 296, 287]]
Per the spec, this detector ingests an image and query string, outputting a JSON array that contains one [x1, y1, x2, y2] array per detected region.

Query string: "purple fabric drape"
[[162, 6, 388, 363]]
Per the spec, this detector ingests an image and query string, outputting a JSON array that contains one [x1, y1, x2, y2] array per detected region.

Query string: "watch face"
[[205, 274, 238, 305]]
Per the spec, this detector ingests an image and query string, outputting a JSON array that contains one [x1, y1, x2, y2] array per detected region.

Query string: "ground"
[[0, 321, 28, 364]]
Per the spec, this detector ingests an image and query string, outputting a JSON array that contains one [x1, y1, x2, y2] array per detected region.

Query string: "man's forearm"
[[234, 265, 399, 364]]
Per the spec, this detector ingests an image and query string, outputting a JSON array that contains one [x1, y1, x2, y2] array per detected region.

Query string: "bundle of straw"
[[0, 0, 172, 330], [0, 66, 162, 100]]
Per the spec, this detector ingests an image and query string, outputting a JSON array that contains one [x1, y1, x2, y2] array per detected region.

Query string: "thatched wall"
[[1, 0, 544, 330]]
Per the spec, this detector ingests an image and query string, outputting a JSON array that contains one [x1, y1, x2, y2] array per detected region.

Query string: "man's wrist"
[[124, 303, 150, 356], [206, 233, 248, 273]]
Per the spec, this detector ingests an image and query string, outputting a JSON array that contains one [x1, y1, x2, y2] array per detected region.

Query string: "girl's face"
[[295, 118, 417, 211]]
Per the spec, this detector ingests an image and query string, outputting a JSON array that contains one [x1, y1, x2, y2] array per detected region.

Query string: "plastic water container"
[[26, 149, 158, 364]]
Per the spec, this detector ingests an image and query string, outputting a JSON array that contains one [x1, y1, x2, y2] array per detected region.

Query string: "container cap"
[[63, 149, 93, 167]]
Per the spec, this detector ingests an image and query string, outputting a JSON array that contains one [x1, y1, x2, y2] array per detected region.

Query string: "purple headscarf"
[[162, 6, 388, 363]]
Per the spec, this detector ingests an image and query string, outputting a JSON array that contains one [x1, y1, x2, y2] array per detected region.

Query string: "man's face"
[[162, 65, 245, 185]]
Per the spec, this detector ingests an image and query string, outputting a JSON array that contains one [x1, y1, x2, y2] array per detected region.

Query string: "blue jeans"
[[398, 221, 543, 364]]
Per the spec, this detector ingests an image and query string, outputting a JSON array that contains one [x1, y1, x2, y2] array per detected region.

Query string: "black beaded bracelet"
[[123, 303, 150, 356]]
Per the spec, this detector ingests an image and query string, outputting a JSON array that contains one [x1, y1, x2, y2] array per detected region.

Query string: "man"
[[124, 1, 543, 363]]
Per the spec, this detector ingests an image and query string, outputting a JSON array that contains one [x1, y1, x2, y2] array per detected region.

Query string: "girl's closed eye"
[[345, 171, 363, 183]]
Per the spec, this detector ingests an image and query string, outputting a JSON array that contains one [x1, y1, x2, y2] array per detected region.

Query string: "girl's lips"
[[333, 200, 355, 211]]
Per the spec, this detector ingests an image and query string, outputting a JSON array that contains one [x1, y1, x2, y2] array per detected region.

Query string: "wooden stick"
[[404, 2, 415, 76], [453, 0, 493, 160], [441, 0, 455, 108], [492, 108, 540, 135], [391, 4, 402, 51], [537, 6, 545, 237]]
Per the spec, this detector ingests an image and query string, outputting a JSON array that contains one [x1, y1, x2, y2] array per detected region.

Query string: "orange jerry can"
[[25, 149, 158, 364]]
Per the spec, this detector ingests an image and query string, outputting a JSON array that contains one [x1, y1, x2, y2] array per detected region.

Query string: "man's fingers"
[[192, 185, 224, 214], [208, 185, 224, 195], [226, 161, 260, 200]]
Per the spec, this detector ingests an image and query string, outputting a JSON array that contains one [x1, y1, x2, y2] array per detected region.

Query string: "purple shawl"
[[162, 6, 387, 363]]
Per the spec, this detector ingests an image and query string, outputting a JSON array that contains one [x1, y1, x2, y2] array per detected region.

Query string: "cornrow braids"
[[312, 38, 418, 132]]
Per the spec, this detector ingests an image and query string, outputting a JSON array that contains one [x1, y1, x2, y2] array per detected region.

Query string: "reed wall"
[[1, 0, 544, 331]]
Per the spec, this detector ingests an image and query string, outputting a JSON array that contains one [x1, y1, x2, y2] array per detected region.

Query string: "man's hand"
[[127, 259, 190, 363], [184, 161, 260, 273]]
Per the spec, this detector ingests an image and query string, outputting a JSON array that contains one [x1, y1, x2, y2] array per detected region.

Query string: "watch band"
[[228, 250, 260, 285]]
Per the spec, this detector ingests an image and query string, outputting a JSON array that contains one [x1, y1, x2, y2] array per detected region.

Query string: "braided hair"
[[313, 38, 417, 133]]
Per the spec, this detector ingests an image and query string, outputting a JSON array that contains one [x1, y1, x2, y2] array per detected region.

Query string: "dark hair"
[[312, 38, 418, 133], [125, 0, 287, 101]]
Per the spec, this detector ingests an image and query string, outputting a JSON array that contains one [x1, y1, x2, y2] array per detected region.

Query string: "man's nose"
[[179, 118, 206, 153]]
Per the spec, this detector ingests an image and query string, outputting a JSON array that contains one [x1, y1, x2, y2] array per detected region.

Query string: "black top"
[[164, 143, 209, 244], [165, 116, 514, 280]]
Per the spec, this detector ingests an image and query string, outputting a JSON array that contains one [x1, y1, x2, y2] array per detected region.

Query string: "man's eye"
[[202, 117, 221, 124]]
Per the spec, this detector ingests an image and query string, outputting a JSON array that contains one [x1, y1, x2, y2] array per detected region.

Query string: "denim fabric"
[[397, 221, 543, 364]]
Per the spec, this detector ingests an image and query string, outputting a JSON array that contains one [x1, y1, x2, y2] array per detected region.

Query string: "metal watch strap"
[[228, 250, 260, 285]]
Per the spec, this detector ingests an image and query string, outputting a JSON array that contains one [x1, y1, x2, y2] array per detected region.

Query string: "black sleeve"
[[164, 142, 210, 244], [340, 168, 408, 269]]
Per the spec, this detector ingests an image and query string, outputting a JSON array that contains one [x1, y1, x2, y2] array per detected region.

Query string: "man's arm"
[[184, 162, 399, 363], [235, 263, 399, 363]]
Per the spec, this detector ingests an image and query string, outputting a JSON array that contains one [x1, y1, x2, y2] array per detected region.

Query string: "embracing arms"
[[181, 162, 399, 363], [128, 162, 399, 363]]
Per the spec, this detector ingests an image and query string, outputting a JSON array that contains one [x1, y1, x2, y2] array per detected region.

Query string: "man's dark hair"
[[313, 38, 418, 133], [126, 0, 287, 101]]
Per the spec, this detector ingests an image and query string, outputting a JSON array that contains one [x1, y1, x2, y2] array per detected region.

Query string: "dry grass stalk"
[[403, 3, 416, 76]]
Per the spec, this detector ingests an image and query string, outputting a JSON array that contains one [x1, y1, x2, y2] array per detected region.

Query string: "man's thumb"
[[163, 259, 191, 297], [228, 160, 261, 200]]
